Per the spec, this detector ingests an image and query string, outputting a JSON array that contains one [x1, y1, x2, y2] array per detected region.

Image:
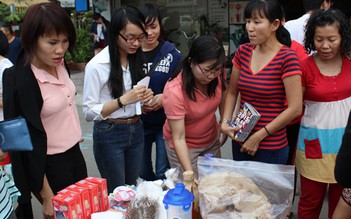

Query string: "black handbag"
[[0, 117, 33, 151]]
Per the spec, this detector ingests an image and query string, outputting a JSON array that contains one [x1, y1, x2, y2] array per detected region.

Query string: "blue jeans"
[[232, 140, 289, 164], [93, 119, 144, 193], [139, 129, 169, 180]]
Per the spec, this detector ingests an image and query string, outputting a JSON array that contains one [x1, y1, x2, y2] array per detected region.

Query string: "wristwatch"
[[117, 98, 125, 111]]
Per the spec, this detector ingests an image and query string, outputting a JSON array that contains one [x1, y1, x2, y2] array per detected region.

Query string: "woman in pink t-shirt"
[[163, 35, 227, 177]]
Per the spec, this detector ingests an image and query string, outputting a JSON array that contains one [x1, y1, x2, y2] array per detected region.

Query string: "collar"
[[31, 61, 65, 84], [92, 46, 110, 64]]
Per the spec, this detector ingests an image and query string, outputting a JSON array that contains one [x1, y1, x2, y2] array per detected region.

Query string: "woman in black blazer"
[[3, 3, 87, 219]]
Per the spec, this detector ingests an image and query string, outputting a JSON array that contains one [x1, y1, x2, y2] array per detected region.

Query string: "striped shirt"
[[0, 170, 20, 219], [233, 43, 301, 150]]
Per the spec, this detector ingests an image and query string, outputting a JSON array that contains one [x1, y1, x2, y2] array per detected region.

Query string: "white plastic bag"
[[197, 156, 294, 219]]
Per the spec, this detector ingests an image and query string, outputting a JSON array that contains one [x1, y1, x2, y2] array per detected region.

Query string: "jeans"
[[232, 140, 289, 164], [140, 129, 169, 181], [93, 119, 144, 193]]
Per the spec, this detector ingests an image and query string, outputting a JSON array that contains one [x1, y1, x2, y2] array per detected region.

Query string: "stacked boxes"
[[85, 176, 109, 211], [52, 177, 109, 219]]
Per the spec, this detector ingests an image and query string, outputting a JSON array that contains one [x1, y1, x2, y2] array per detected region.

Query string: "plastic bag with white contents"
[[197, 156, 294, 219]]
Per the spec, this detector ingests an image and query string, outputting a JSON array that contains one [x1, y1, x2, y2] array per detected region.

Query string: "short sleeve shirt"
[[163, 73, 222, 148], [233, 43, 301, 150]]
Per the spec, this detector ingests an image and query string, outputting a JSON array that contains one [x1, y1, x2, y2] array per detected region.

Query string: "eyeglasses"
[[197, 63, 223, 77], [119, 33, 146, 44]]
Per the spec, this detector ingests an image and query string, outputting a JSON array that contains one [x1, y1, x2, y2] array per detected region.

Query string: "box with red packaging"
[[85, 177, 109, 211], [52, 192, 83, 219], [76, 179, 101, 213], [66, 185, 92, 219]]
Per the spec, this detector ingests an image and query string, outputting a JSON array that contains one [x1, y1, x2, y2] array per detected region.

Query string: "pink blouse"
[[32, 62, 82, 155]]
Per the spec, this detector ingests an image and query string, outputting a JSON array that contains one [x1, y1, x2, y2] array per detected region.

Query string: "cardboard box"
[[66, 184, 92, 219], [76, 179, 101, 213], [52, 192, 83, 219], [85, 177, 109, 211]]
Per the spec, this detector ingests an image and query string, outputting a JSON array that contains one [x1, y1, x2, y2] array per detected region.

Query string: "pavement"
[[30, 70, 328, 218]]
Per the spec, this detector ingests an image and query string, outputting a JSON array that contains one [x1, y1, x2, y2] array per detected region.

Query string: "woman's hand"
[[220, 121, 241, 140], [42, 195, 54, 219], [121, 86, 154, 105], [39, 175, 55, 219], [240, 129, 266, 156], [144, 94, 163, 112]]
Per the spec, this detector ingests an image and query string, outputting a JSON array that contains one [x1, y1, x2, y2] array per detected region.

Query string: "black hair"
[[92, 12, 101, 20], [21, 3, 76, 65], [244, 0, 291, 47], [303, 0, 328, 12], [0, 31, 9, 56], [108, 5, 147, 99], [170, 35, 226, 101], [304, 8, 351, 57], [138, 3, 165, 40]]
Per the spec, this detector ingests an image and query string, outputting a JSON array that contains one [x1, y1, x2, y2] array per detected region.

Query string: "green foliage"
[[69, 27, 94, 62], [65, 11, 94, 63], [0, 3, 26, 24], [0, 4, 11, 21]]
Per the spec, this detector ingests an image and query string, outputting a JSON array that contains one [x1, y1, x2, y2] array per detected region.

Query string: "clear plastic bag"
[[197, 156, 294, 219]]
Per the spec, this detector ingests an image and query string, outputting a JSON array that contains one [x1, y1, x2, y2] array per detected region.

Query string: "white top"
[[0, 58, 13, 121], [284, 13, 311, 45], [83, 46, 136, 121], [96, 24, 105, 41]]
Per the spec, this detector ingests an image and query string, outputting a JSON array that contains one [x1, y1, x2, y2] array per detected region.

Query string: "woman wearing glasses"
[[163, 35, 227, 177], [221, 0, 302, 164], [83, 5, 153, 193], [138, 3, 182, 181]]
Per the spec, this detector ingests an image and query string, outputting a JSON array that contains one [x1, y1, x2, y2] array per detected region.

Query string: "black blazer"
[[335, 110, 351, 188], [3, 51, 71, 201]]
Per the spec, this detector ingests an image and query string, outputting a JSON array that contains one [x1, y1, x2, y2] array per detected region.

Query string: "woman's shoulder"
[[165, 73, 182, 90]]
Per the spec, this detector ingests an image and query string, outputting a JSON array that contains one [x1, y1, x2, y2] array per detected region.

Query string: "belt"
[[106, 115, 140, 124]]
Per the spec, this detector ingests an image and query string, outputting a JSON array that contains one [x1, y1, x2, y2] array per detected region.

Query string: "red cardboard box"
[[52, 192, 83, 219], [85, 177, 109, 211], [66, 185, 92, 219], [76, 179, 100, 213]]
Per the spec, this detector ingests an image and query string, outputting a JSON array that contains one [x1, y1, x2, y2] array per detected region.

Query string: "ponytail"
[[276, 25, 291, 47]]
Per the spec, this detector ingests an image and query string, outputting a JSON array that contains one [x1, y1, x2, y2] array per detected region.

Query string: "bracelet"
[[221, 119, 231, 125], [117, 98, 126, 112], [264, 126, 271, 136]]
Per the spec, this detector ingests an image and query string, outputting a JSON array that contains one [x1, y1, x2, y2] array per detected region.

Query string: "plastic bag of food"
[[197, 156, 294, 219]]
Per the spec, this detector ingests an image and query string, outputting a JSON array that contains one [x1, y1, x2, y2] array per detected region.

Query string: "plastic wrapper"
[[197, 156, 294, 219]]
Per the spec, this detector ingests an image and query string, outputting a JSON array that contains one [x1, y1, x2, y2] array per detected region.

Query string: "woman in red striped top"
[[221, 0, 303, 164]]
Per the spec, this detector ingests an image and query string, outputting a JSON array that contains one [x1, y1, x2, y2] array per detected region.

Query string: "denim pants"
[[139, 129, 170, 181], [232, 140, 289, 164], [93, 119, 144, 193]]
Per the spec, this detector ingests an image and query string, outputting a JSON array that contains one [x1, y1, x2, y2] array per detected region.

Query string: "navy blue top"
[[142, 41, 181, 130], [7, 37, 21, 64]]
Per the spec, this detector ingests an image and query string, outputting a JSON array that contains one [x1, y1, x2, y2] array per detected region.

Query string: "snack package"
[[66, 184, 93, 219], [52, 192, 83, 219], [85, 177, 109, 211], [76, 179, 101, 213], [197, 156, 294, 219]]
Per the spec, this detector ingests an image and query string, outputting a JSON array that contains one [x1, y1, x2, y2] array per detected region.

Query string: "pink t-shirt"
[[32, 62, 82, 155], [163, 72, 222, 148]]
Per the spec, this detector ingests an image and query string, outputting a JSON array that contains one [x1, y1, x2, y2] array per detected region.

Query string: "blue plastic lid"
[[163, 183, 194, 207], [204, 153, 214, 158]]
